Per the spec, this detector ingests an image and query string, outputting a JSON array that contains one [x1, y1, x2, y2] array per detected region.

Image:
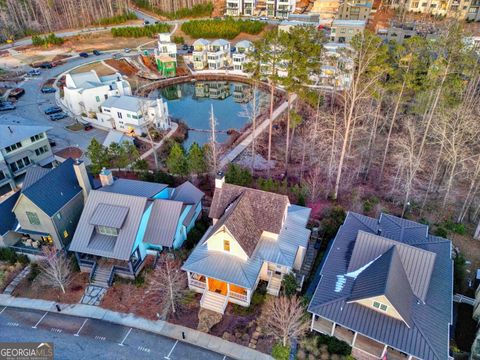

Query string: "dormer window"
[[223, 240, 230, 252], [373, 301, 388, 312], [97, 225, 118, 236]]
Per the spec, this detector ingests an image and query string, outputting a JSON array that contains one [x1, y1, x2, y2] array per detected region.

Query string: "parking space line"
[[32, 312, 48, 329], [74, 319, 88, 336], [0, 306, 7, 315], [118, 328, 132, 346], [223, 356, 226, 360], [164, 340, 178, 360]]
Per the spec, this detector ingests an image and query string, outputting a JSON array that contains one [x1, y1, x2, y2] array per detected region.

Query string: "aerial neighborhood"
[[0, 0, 479, 359]]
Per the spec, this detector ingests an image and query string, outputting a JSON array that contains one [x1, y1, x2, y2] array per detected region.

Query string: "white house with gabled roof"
[[63, 70, 131, 116], [155, 33, 177, 62], [192, 39, 210, 70], [207, 39, 231, 70], [232, 40, 254, 72]]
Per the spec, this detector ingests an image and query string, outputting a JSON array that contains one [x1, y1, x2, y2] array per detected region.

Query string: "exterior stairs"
[[91, 264, 113, 288], [267, 275, 282, 296], [200, 291, 228, 314]]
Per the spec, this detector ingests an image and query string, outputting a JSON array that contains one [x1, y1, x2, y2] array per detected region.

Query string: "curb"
[[0, 294, 272, 360]]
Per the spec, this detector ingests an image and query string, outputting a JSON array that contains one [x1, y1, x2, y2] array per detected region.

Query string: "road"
[[0, 306, 233, 360]]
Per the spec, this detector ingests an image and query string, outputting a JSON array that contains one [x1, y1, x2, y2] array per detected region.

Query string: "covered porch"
[[187, 271, 252, 313]]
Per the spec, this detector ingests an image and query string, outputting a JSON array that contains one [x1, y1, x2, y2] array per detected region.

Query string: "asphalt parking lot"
[[0, 306, 233, 360]]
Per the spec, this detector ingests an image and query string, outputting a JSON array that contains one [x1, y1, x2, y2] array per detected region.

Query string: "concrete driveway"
[[0, 306, 233, 360]]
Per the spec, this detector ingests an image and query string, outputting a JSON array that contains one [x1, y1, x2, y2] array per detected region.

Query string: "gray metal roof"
[[143, 199, 184, 247], [22, 166, 50, 191], [101, 95, 153, 113], [0, 191, 20, 235], [182, 203, 311, 289], [69, 190, 147, 260], [89, 203, 129, 229], [308, 212, 452, 360], [98, 179, 167, 198], [172, 181, 204, 204], [0, 124, 52, 149]]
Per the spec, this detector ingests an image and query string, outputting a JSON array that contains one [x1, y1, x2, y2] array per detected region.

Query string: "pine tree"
[[86, 138, 109, 175], [166, 143, 188, 176], [187, 142, 206, 175]]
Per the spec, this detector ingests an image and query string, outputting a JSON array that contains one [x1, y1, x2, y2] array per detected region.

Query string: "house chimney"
[[8, 126, 13, 134], [73, 159, 91, 203], [215, 171, 225, 189], [99, 167, 114, 187]]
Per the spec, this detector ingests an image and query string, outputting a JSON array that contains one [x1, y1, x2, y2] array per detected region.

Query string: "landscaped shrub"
[[271, 342, 290, 360], [181, 18, 265, 39], [28, 263, 40, 282], [363, 196, 379, 213], [225, 163, 253, 187], [316, 334, 351, 355], [321, 206, 346, 240], [281, 273, 297, 297], [32, 33, 64, 47], [172, 36, 185, 44], [95, 12, 137, 26], [111, 23, 170, 38], [0, 248, 23, 265]]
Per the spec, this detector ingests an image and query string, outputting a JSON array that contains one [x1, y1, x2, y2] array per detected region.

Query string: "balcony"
[[311, 315, 334, 335]]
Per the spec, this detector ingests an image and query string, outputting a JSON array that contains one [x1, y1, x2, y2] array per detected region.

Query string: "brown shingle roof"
[[209, 184, 289, 257]]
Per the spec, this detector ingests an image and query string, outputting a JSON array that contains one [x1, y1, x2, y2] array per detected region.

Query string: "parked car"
[[49, 112, 68, 121], [124, 48, 131, 53], [230, 47, 236, 53], [79, 52, 89, 58], [260, 16, 269, 21], [0, 102, 16, 111], [48, 139, 56, 147], [112, 53, 122, 59], [84, 124, 93, 131], [27, 69, 41, 76], [182, 44, 189, 50], [9, 88, 25, 99], [39, 62, 53, 69], [155, 21, 160, 24], [41, 87, 56, 94], [92, 50, 101, 56], [44, 106, 62, 115], [144, 20, 150, 25]]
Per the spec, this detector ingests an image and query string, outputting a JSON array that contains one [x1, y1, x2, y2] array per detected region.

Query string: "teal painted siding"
[[186, 202, 202, 232], [172, 205, 191, 249], [133, 203, 153, 260], [153, 188, 169, 199]]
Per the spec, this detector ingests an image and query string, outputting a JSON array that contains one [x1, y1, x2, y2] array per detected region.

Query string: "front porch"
[[187, 271, 251, 314]]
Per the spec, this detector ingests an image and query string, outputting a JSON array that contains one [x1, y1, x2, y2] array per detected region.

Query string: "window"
[[35, 145, 49, 156], [10, 157, 30, 172], [30, 133, 44, 143], [56, 212, 62, 220], [95, 96, 100, 102], [373, 301, 388, 311], [5, 142, 22, 153], [117, 112, 123, 119], [97, 225, 119, 236], [26, 211, 41, 225], [63, 230, 69, 238], [127, 113, 131, 118], [104, 94, 108, 100], [0, 171, 5, 181], [223, 240, 230, 252]]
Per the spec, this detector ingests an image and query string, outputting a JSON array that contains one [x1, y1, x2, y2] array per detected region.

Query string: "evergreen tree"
[[166, 143, 188, 176], [187, 142, 207, 175], [225, 163, 252, 187], [86, 138, 109, 175]]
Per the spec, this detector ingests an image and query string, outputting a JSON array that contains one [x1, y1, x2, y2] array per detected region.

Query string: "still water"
[[150, 81, 268, 149]]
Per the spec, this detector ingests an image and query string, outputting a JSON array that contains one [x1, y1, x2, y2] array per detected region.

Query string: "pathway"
[[139, 122, 178, 160], [3, 265, 30, 295], [80, 286, 107, 306], [453, 293, 475, 306], [219, 94, 296, 169]]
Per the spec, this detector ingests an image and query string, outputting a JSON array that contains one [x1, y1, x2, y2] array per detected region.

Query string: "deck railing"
[[190, 279, 206, 289], [229, 291, 248, 302]]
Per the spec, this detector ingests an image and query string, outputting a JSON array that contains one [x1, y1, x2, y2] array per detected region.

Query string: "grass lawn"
[[70, 61, 116, 76], [66, 123, 85, 131]]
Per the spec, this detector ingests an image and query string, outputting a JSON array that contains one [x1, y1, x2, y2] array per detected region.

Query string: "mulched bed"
[[0, 262, 25, 292], [13, 271, 88, 304]]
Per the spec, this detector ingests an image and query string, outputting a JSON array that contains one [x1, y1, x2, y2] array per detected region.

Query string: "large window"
[[10, 157, 30, 172], [0, 171, 5, 181], [26, 211, 41, 225], [30, 133, 44, 143], [5, 142, 22, 153], [97, 225, 119, 236], [373, 301, 388, 312], [35, 145, 49, 156]]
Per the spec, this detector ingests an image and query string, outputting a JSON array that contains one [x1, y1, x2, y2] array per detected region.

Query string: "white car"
[[260, 16, 269, 21], [124, 48, 131, 53]]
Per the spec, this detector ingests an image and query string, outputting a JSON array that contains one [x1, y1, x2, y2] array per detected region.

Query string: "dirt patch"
[[61, 32, 152, 53], [451, 232, 480, 272], [104, 58, 138, 76], [13, 272, 88, 304], [70, 61, 116, 76], [54, 147, 83, 160]]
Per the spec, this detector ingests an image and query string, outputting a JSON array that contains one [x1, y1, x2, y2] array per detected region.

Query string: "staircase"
[[91, 264, 113, 288], [200, 291, 228, 314], [267, 274, 282, 296], [299, 236, 319, 279]]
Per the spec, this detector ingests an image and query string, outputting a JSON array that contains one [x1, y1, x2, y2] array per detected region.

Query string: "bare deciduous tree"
[[38, 247, 72, 294], [259, 295, 309, 347]]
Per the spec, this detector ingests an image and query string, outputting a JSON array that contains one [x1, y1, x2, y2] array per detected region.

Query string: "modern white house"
[[182, 173, 311, 314], [207, 39, 231, 70], [232, 40, 254, 72], [155, 33, 177, 62], [96, 95, 170, 135], [226, 0, 257, 16], [192, 39, 210, 70], [312, 42, 354, 91], [63, 70, 132, 116], [266, 0, 296, 18]]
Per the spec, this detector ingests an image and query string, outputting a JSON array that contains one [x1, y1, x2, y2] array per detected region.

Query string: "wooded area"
[[0, 0, 129, 41], [132, 0, 211, 14]]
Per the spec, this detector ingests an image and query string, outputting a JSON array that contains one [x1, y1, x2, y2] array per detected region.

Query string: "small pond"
[[150, 81, 269, 149]]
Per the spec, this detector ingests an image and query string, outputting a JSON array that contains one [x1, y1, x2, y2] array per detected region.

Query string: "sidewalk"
[[0, 294, 272, 360]]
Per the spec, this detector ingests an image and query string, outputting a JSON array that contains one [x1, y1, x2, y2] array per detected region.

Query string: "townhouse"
[[232, 40, 254, 72], [207, 39, 231, 70], [192, 39, 210, 70]]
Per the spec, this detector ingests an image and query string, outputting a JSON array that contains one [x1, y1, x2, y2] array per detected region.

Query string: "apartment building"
[[330, 19, 366, 43], [0, 122, 54, 195], [232, 40, 254, 72], [390, 0, 472, 19], [266, 0, 296, 18], [337, 0, 373, 20], [226, 0, 257, 16]]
